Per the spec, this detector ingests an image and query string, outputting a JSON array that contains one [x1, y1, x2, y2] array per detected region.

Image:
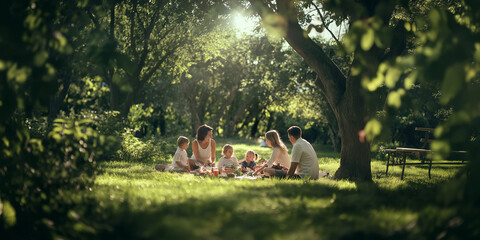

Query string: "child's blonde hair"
[[245, 149, 258, 161], [177, 136, 190, 147], [222, 144, 233, 155], [265, 130, 288, 153]]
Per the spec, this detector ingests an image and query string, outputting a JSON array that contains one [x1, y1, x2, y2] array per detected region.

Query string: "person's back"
[[291, 138, 319, 179]]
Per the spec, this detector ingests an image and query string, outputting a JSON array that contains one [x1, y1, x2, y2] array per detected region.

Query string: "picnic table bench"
[[385, 127, 468, 180]]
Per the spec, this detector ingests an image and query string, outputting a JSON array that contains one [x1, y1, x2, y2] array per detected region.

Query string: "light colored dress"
[[167, 147, 188, 172], [291, 138, 319, 179], [217, 156, 238, 169], [191, 139, 212, 166], [266, 147, 291, 168]]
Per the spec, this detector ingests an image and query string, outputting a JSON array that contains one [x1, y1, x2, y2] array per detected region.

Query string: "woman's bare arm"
[[192, 140, 205, 164], [210, 139, 216, 164]]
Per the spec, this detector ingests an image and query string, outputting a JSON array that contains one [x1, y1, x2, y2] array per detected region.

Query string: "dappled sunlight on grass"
[[85, 140, 467, 239]]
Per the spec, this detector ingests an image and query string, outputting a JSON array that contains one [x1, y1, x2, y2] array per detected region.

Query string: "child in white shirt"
[[155, 136, 191, 173], [217, 144, 238, 173]]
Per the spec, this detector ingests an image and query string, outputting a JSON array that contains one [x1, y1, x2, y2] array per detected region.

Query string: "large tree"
[[245, 0, 480, 182], [86, 0, 219, 116], [247, 0, 387, 180]]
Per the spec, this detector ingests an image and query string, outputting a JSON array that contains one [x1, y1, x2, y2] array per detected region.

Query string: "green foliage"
[[67, 76, 110, 112], [117, 130, 174, 163], [0, 116, 109, 238], [0, 0, 115, 238], [325, 0, 480, 233], [128, 104, 154, 131], [95, 111, 124, 139], [173, 30, 300, 137]]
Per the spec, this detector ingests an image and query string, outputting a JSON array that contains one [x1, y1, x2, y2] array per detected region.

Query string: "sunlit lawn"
[[84, 138, 464, 239]]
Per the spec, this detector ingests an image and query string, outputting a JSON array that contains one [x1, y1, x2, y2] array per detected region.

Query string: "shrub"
[[0, 116, 111, 239], [117, 130, 174, 163]]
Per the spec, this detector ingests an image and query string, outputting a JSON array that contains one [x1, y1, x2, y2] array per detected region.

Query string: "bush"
[[0, 116, 111, 239], [116, 130, 174, 163]]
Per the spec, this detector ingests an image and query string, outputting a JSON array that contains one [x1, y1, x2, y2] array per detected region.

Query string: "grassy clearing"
[[82, 138, 466, 239]]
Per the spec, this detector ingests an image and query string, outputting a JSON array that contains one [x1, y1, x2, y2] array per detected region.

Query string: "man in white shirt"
[[286, 126, 320, 180]]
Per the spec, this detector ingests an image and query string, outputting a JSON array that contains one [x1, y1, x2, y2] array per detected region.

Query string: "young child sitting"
[[240, 150, 257, 172], [217, 144, 238, 173], [155, 136, 191, 173]]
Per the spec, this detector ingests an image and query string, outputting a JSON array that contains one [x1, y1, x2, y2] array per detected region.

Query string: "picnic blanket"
[[234, 175, 259, 180]]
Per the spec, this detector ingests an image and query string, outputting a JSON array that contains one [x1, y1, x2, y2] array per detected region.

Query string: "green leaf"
[[54, 118, 66, 123], [362, 74, 383, 91], [33, 50, 49, 67], [54, 31, 67, 48], [387, 89, 405, 109], [2, 201, 17, 228], [7, 65, 29, 83], [365, 118, 382, 141], [0, 60, 6, 70], [361, 28, 375, 51], [404, 72, 416, 90], [385, 67, 401, 88], [431, 140, 450, 160], [440, 63, 464, 104], [429, 9, 442, 27], [78, 119, 93, 125], [404, 22, 411, 31]]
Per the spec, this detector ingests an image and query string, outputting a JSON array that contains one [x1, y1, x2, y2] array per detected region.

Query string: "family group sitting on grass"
[[155, 124, 321, 180]]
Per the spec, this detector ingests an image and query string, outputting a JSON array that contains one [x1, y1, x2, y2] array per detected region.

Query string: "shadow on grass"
[[75, 177, 479, 240]]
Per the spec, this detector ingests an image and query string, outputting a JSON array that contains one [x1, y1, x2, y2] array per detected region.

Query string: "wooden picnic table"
[[385, 127, 468, 180], [415, 127, 434, 148]]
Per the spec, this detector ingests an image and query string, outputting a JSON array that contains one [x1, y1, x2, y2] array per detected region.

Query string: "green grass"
[[80, 138, 469, 239]]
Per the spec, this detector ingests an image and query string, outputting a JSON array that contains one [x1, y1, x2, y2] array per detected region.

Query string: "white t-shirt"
[[217, 156, 238, 169], [291, 138, 319, 179], [171, 147, 189, 171], [266, 147, 291, 168]]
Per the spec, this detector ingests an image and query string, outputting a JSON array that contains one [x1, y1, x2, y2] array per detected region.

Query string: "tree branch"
[[109, 2, 116, 40], [312, 2, 340, 45], [250, 0, 346, 107], [140, 47, 177, 85], [130, 0, 138, 59], [134, 1, 163, 78], [86, 9, 101, 30]]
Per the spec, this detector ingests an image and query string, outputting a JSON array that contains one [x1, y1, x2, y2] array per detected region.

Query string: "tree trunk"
[[48, 66, 72, 126], [250, 0, 372, 180], [158, 107, 166, 136], [314, 79, 341, 152], [223, 96, 251, 137], [266, 112, 274, 132], [250, 113, 262, 138], [286, 23, 371, 180], [109, 78, 121, 111], [328, 124, 341, 152], [333, 83, 371, 180]]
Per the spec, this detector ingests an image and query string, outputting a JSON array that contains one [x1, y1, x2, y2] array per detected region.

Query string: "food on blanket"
[[233, 167, 243, 176]]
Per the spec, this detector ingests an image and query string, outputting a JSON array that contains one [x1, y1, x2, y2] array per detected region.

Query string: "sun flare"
[[232, 13, 257, 35]]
